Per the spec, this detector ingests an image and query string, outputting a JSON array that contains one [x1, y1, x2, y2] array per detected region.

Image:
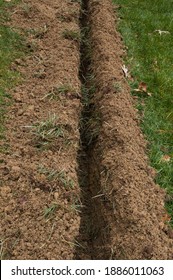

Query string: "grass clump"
[[38, 165, 75, 190], [21, 2, 32, 17], [43, 204, 58, 218], [29, 114, 64, 149], [43, 84, 77, 100], [69, 0, 82, 3], [55, 84, 76, 95], [63, 29, 81, 42], [0, 0, 20, 23], [113, 81, 122, 93], [58, 171, 74, 189], [113, 0, 173, 223]]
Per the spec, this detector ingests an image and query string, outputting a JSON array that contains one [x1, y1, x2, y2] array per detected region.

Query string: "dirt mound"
[[81, 0, 172, 259], [0, 0, 82, 259]]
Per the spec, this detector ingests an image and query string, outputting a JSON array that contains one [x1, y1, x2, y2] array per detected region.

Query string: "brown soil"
[[0, 0, 82, 260], [0, 0, 173, 260], [74, 0, 173, 259]]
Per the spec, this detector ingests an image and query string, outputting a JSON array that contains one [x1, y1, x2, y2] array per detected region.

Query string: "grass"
[[62, 238, 85, 249], [113, 81, 122, 93], [0, 0, 25, 142], [0, 0, 20, 23], [63, 29, 81, 42], [71, 201, 83, 213], [57, 84, 74, 94], [43, 84, 77, 100], [69, 0, 82, 3], [21, 2, 32, 17], [58, 171, 75, 189], [43, 204, 58, 218], [113, 0, 173, 224], [29, 114, 64, 149], [38, 165, 75, 189], [28, 25, 48, 39]]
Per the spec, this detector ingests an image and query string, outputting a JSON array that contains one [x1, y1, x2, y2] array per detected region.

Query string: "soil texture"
[[0, 0, 82, 260]]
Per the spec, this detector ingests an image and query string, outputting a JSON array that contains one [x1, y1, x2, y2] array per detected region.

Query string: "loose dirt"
[[0, 0, 173, 260], [0, 0, 82, 260], [76, 0, 173, 260]]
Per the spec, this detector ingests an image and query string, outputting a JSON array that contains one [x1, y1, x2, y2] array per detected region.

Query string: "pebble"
[[18, 109, 24, 116], [27, 105, 35, 112], [13, 93, 22, 102], [54, 192, 59, 200], [0, 186, 12, 197], [11, 165, 21, 180]]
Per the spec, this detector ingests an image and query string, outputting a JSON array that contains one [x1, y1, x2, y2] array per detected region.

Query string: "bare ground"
[[0, 0, 82, 259]]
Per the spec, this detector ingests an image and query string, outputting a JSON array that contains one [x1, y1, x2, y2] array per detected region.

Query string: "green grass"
[[43, 204, 58, 218], [0, 0, 19, 23], [113, 0, 173, 224], [29, 114, 64, 149], [0, 0, 24, 141], [62, 29, 81, 42], [38, 164, 75, 189]]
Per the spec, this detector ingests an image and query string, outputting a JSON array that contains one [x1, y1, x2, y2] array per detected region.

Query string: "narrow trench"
[[74, 0, 112, 260]]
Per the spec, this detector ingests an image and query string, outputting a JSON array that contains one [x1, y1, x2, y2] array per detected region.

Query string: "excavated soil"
[[0, 0, 173, 260], [0, 0, 82, 260]]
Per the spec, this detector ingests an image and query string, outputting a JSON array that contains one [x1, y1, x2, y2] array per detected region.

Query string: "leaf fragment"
[[133, 81, 152, 96], [161, 155, 171, 162], [122, 64, 129, 78], [161, 213, 171, 223], [138, 81, 147, 92], [154, 30, 170, 35]]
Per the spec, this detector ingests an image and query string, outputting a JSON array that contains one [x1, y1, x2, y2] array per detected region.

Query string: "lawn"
[[0, 0, 24, 142], [113, 0, 173, 223]]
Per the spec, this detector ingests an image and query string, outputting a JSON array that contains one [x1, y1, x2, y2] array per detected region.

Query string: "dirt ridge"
[[0, 0, 82, 260], [83, 0, 173, 259]]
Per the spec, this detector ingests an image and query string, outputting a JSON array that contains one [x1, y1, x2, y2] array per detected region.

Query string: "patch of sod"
[[113, 0, 173, 224]]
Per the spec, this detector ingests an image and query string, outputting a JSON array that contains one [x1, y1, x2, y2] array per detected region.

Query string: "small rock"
[[36, 174, 47, 182], [11, 165, 21, 172], [167, 228, 173, 239], [15, 59, 22, 65], [2, 166, 10, 175], [4, 205, 13, 213], [0, 186, 12, 197], [35, 188, 41, 192], [27, 105, 35, 112], [54, 192, 59, 200], [13, 93, 22, 102], [18, 109, 24, 116], [11, 165, 21, 180]]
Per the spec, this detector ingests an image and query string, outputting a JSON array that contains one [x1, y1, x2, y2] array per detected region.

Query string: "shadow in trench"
[[73, 146, 112, 260], [73, 0, 112, 260]]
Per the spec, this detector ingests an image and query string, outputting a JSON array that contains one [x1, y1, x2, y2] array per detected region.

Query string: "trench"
[[74, 0, 112, 260]]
